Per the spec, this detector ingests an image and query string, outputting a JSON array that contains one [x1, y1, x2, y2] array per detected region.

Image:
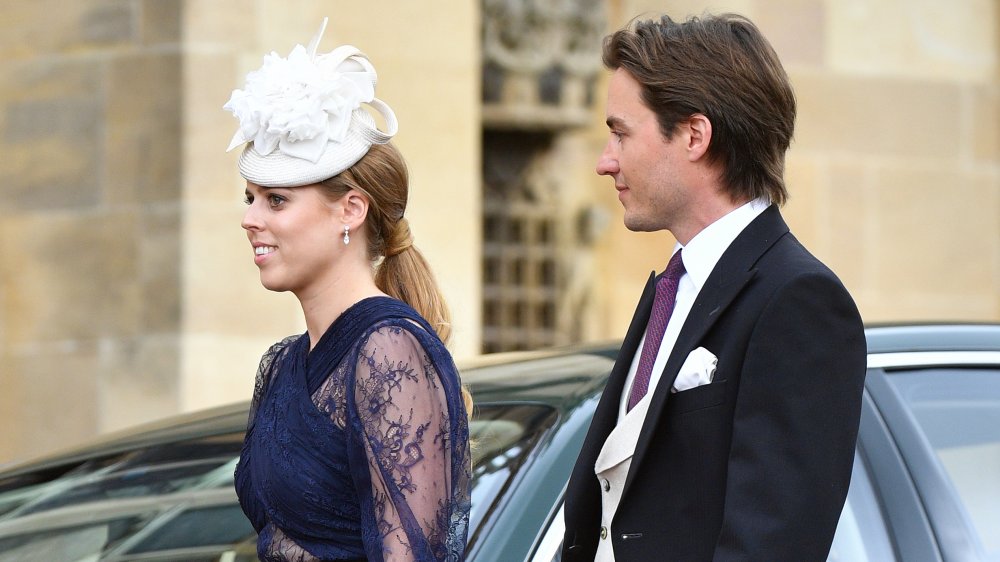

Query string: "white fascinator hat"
[[223, 18, 398, 188]]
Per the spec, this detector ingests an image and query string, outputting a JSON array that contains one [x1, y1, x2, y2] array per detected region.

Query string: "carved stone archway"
[[480, 0, 606, 352]]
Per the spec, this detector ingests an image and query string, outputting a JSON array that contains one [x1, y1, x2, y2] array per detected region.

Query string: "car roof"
[[865, 323, 1000, 354], [463, 341, 618, 405]]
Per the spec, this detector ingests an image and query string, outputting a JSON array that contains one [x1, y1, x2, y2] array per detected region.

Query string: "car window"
[[468, 402, 558, 548], [886, 367, 1000, 558], [827, 452, 896, 561]]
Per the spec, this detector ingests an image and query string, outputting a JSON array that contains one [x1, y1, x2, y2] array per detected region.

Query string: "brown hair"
[[603, 13, 795, 206], [319, 142, 452, 342], [319, 143, 473, 415]]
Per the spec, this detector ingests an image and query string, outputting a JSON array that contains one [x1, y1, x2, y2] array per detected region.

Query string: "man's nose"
[[596, 143, 619, 176]]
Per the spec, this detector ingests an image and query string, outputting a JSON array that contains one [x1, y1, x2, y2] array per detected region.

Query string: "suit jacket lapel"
[[578, 272, 656, 465], [622, 205, 791, 497]]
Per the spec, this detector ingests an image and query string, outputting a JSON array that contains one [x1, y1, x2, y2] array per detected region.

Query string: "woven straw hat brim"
[[238, 108, 376, 188]]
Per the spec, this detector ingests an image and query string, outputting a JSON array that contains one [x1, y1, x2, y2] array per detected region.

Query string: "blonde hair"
[[320, 143, 472, 413]]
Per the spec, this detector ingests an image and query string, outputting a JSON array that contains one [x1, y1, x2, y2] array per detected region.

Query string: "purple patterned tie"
[[627, 250, 686, 412]]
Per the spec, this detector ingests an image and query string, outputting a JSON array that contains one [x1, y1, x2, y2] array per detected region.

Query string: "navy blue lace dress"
[[235, 297, 471, 561]]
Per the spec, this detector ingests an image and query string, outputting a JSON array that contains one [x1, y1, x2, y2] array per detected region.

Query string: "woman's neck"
[[297, 269, 385, 350]]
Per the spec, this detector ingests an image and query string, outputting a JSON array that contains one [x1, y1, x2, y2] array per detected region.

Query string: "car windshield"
[[886, 367, 1000, 559], [0, 403, 559, 559], [0, 433, 244, 520], [0, 433, 254, 561]]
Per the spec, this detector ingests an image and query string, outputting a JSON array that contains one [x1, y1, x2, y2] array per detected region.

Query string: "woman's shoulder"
[[258, 334, 303, 369], [359, 318, 433, 350], [355, 297, 437, 343], [356, 316, 456, 369], [267, 333, 302, 355]]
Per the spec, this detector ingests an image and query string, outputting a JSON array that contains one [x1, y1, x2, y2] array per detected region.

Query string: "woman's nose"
[[241, 203, 261, 231]]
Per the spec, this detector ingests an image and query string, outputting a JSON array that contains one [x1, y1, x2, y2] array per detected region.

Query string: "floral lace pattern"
[[235, 298, 470, 562]]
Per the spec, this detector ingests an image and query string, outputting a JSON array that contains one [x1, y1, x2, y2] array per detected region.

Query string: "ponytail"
[[320, 143, 472, 416], [374, 218, 452, 344]]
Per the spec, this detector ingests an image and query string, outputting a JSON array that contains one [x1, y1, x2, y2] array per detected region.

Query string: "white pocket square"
[[672, 347, 717, 393]]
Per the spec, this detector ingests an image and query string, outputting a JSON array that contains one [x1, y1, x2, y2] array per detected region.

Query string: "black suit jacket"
[[562, 206, 866, 561]]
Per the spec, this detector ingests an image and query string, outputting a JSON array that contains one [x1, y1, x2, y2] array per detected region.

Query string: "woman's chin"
[[259, 275, 292, 293]]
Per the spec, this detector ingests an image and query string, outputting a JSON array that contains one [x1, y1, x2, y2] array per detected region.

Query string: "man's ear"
[[685, 113, 712, 162]]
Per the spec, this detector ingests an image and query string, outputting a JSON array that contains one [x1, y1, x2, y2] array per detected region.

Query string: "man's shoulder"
[[761, 231, 841, 279]]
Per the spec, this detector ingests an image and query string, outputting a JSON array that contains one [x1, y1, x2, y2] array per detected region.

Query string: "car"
[[0, 324, 997, 561]]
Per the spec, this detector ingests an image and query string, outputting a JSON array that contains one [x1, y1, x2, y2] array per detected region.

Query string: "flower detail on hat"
[[224, 19, 376, 164]]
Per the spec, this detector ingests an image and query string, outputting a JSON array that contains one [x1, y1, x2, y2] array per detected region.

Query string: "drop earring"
[[343, 225, 350, 245]]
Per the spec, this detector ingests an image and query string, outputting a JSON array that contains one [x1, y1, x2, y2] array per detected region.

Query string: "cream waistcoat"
[[593, 394, 651, 562]]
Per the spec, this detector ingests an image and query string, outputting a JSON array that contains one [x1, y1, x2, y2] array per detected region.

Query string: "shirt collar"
[[675, 198, 770, 291]]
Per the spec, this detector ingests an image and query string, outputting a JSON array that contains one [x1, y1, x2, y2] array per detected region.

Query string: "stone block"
[[184, 0, 256, 48], [754, 0, 825, 68], [971, 85, 1000, 164], [2, 211, 140, 345], [872, 166, 998, 315], [782, 156, 823, 251], [140, 0, 182, 46], [824, 160, 872, 298], [140, 206, 182, 333], [0, 60, 103, 212], [180, 334, 263, 412], [0, 1, 134, 57], [80, 2, 135, 45], [1, 343, 100, 463], [257, 2, 335, 51], [185, 52, 242, 202], [828, 0, 997, 82], [793, 72, 962, 160], [105, 53, 182, 204], [97, 335, 180, 433]]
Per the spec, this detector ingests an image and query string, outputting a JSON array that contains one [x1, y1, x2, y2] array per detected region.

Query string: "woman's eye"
[[243, 195, 253, 205], [267, 194, 285, 207]]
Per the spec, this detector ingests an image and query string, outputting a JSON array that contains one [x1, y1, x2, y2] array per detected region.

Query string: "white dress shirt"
[[617, 199, 770, 421]]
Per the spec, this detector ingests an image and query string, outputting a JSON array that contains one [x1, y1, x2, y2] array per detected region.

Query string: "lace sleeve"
[[352, 323, 461, 562], [248, 336, 296, 426]]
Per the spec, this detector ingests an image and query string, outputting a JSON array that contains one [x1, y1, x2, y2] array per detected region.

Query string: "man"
[[562, 13, 867, 561]]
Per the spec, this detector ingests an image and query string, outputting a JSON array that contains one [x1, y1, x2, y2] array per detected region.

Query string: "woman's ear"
[[340, 190, 370, 228]]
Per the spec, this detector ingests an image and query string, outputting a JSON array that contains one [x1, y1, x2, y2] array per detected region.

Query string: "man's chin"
[[623, 215, 657, 233]]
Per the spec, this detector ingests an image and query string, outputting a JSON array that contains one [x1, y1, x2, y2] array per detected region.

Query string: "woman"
[[224, 19, 471, 562]]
